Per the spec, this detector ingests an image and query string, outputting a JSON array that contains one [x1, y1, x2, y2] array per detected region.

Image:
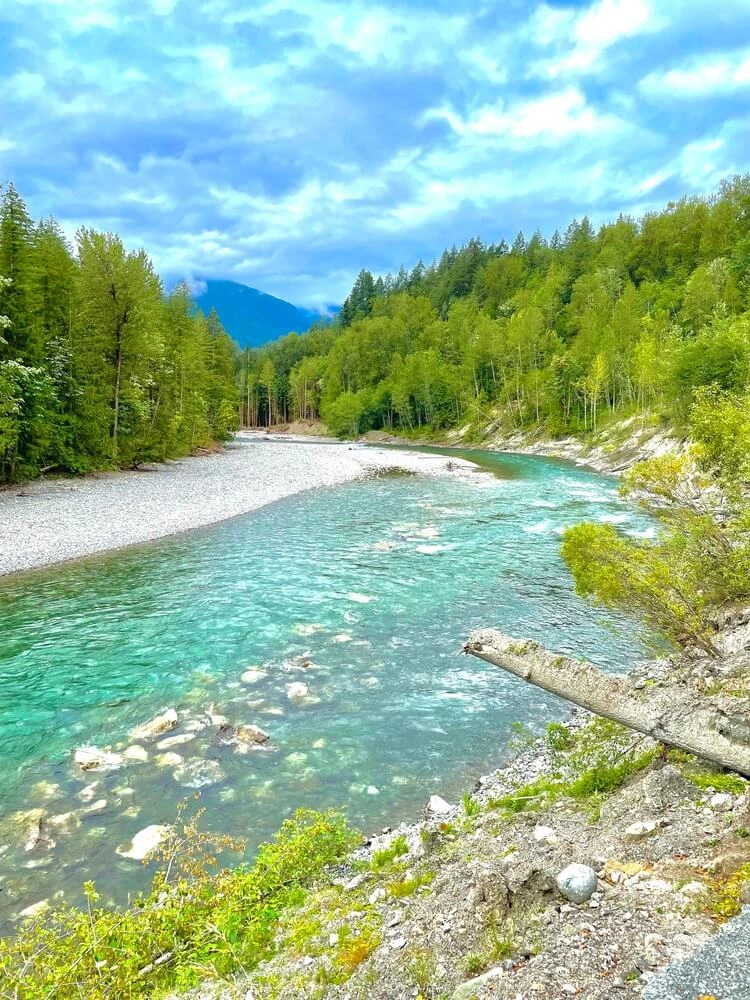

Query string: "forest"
[[0, 184, 239, 483], [4, 176, 750, 483], [241, 175, 750, 440]]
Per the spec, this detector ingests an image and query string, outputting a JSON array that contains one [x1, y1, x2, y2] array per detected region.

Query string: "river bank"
[[180, 606, 750, 1000], [0, 435, 480, 576], [361, 415, 686, 475]]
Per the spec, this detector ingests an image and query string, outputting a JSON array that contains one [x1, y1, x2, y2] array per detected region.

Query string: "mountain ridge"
[[191, 278, 335, 348]]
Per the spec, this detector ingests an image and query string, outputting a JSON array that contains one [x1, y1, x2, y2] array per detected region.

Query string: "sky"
[[1, 0, 749, 308]]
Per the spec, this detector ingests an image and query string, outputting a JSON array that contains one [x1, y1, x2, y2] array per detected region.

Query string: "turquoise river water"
[[0, 444, 657, 925]]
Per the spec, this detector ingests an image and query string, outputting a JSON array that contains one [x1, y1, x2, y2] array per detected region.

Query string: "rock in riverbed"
[[129, 708, 177, 741], [241, 668, 268, 684], [236, 724, 271, 745], [116, 824, 172, 861], [173, 759, 225, 788], [74, 747, 125, 771], [286, 682, 310, 701]]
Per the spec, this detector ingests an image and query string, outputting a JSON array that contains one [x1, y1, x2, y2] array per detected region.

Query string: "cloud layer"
[[2, 0, 749, 306]]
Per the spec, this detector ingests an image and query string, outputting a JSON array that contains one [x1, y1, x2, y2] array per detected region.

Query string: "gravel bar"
[[0, 433, 480, 576]]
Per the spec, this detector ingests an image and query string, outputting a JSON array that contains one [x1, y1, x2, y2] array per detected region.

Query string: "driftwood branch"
[[465, 629, 750, 778]]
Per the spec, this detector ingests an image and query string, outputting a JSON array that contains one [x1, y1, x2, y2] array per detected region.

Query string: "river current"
[[0, 445, 656, 923]]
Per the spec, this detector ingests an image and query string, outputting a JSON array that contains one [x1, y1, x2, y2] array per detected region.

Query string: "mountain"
[[191, 279, 330, 348]]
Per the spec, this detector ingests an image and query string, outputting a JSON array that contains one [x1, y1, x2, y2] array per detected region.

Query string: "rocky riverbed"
[[0, 434, 480, 576]]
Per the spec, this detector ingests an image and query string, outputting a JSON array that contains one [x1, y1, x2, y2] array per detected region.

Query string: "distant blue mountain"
[[191, 279, 333, 348]]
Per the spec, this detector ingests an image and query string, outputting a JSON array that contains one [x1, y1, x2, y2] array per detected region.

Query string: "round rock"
[[556, 863, 598, 903]]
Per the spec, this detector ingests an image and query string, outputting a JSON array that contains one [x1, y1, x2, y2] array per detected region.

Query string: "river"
[[0, 445, 656, 926]]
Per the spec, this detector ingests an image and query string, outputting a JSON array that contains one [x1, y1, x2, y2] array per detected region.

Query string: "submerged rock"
[[47, 812, 81, 836], [286, 681, 310, 701], [2, 810, 48, 852], [30, 781, 62, 800], [74, 747, 125, 771], [122, 744, 149, 762], [173, 759, 225, 789], [129, 708, 177, 741], [18, 899, 51, 920], [241, 667, 268, 685], [156, 733, 195, 750], [116, 824, 172, 861], [236, 724, 271, 745], [155, 752, 184, 767]]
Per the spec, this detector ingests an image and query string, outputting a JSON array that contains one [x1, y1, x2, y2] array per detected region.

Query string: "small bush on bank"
[[0, 806, 357, 999]]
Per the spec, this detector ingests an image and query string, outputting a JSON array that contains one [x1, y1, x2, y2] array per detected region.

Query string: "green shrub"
[[371, 834, 409, 871], [0, 806, 357, 999]]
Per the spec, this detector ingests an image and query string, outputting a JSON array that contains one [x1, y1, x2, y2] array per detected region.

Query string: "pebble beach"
[[0, 434, 477, 576]]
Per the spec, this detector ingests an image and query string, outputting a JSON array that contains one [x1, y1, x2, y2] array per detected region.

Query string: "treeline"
[[241, 176, 750, 438], [0, 184, 239, 482]]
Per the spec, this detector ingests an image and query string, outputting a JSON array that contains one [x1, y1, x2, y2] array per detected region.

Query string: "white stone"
[[556, 864, 598, 904], [533, 824, 558, 845], [116, 824, 172, 861], [74, 747, 125, 771], [368, 887, 386, 904], [129, 708, 177, 741], [156, 733, 195, 750], [241, 668, 268, 685], [18, 899, 50, 919], [76, 782, 101, 803], [155, 752, 183, 767], [47, 812, 80, 835], [286, 681, 310, 701], [80, 799, 108, 816], [624, 819, 662, 841], [710, 792, 734, 812], [367, 786, 380, 795], [122, 744, 148, 762], [427, 795, 453, 815]]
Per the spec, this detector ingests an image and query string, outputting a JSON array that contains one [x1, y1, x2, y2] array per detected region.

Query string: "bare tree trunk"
[[464, 629, 750, 777]]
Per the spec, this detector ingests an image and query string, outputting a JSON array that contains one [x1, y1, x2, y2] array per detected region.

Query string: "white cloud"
[[640, 48, 750, 97], [532, 0, 661, 78], [423, 88, 621, 143]]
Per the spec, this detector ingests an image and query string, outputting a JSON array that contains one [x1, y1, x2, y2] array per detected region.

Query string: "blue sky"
[[1, 0, 749, 307]]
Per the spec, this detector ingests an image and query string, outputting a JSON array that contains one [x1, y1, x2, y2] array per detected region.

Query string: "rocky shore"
[[361, 414, 686, 476], [176, 606, 750, 1000], [0, 435, 480, 576]]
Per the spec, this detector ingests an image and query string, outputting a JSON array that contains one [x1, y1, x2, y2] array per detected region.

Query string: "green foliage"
[[545, 721, 574, 752], [0, 185, 240, 482], [706, 863, 750, 922], [371, 834, 409, 870], [489, 718, 657, 817], [679, 766, 747, 795], [561, 520, 718, 654], [462, 793, 481, 817], [0, 806, 357, 999], [238, 175, 750, 443], [387, 869, 435, 898], [563, 381, 750, 654]]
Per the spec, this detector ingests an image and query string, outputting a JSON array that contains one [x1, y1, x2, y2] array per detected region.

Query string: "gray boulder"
[[556, 863, 598, 903]]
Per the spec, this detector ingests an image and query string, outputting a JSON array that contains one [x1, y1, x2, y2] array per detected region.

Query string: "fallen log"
[[465, 629, 750, 778]]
